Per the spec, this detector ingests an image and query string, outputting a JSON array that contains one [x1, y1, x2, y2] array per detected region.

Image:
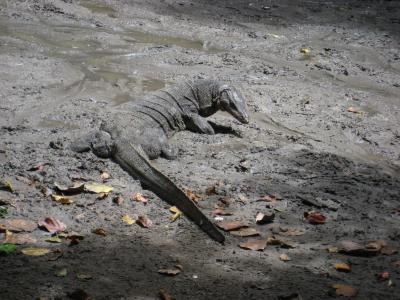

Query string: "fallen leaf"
[[4, 232, 37, 245], [92, 228, 106, 236], [266, 237, 296, 248], [169, 206, 182, 222], [258, 195, 277, 203], [377, 271, 390, 281], [84, 183, 113, 194], [238, 194, 248, 204], [158, 267, 182, 276], [21, 247, 51, 256], [381, 245, 398, 256], [45, 236, 62, 243], [279, 253, 291, 261], [239, 239, 267, 251], [0, 219, 37, 232], [300, 47, 310, 55], [100, 171, 110, 181], [132, 192, 148, 205], [216, 220, 248, 231], [159, 289, 175, 300], [113, 196, 124, 206], [347, 107, 363, 114], [212, 208, 233, 216], [338, 240, 378, 256], [332, 284, 358, 297], [328, 247, 339, 253], [38, 217, 66, 234], [0, 243, 17, 255], [76, 273, 92, 280], [230, 227, 260, 237], [54, 182, 84, 194], [304, 211, 326, 225], [335, 263, 351, 272], [256, 212, 275, 224], [122, 215, 135, 225], [280, 228, 305, 236], [55, 268, 67, 277], [184, 188, 202, 202], [0, 180, 14, 193], [137, 215, 153, 228], [51, 195, 74, 205]]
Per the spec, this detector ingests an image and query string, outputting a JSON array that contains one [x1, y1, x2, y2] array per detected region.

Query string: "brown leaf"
[[266, 237, 296, 248], [380, 245, 398, 256], [159, 289, 175, 300], [347, 107, 363, 114], [92, 228, 106, 236], [279, 253, 291, 261], [216, 220, 248, 231], [304, 211, 326, 225], [338, 240, 379, 256], [38, 217, 66, 234], [132, 192, 148, 204], [0, 219, 37, 233], [239, 239, 267, 251], [137, 215, 153, 228], [184, 188, 202, 202], [280, 228, 305, 236], [255, 212, 275, 224], [51, 195, 74, 205], [212, 208, 233, 216], [238, 194, 248, 204], [258, 195, 277, 203], [158, 267, 181, 276], [332, 284, 358, 297], [3, 232, 37, 245], [100, 171, 110, 181], [230, 227, 260, 237], [334, 263, 351, 272], [54, 182, 84, 194]]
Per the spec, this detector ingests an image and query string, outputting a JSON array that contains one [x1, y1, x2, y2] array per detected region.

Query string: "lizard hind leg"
[[160, 142, 178, 160]]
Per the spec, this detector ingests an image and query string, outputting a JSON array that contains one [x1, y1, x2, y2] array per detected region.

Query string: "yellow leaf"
[[21, 247, 51, 256], [55, 268, 67, 277], [0, 180, 14, 193], [45, 236, 62, 243], [84, 183, 113, 194], [300, 47, 310, 55], [122, 215, 135, 225], [334, 262, 351, 272], [169, 206, 182, 222], [51, 195, 74, 205]]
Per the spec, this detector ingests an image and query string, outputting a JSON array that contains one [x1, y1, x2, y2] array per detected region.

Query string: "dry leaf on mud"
[[304, 211, 326, 225], [334, 263, 351, 272], [337, 240, 379, 256], [212, 208, 233, 216], [279, 253, 291, 261], [347, 107, 363, 114], [169, 206, 182, 222], [239, 239, 267, 251], [113, 196, 124, 206], [45, 236, 62, 243], [230, 227, 260, 237], [55, 268, 67, 277], [122, 215, 135, 225], [100, 171, 110, 181], [258, 195, 278, 203], [66, 233, 84, 246], [54, 182, 84, 194], [159, 288, 175, 300], [332, 284, 358, 297], [0, 219, 37, 233], [238, 194, 248, 204], [92, 228, 107, 236], [21, 247, 51, 256], [0, 180, 14, 193], [266, 237, 296, 249], [158, 266, 182, 276], [300, 47, 310, 55], [137, 215, 153, 228], [216, 220, 248, 231], [84, 183, 113, 194], [51, 195, 74, 205], [280, 228, 305, 236], [184, 188, 202, 202], [132, 192, 148, 205], [256, 212, 275, 224], [3, 231, 37, 245], [38, 217, 66, 234]]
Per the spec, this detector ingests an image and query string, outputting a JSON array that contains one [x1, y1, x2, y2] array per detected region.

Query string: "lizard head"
[[218, 85, 249, 124]]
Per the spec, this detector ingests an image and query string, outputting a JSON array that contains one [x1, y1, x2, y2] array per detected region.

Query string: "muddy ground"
[[0, 0, 399, 299]]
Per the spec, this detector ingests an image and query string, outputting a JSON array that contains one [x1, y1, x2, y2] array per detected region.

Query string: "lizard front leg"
[[184, 114, 215, 135]]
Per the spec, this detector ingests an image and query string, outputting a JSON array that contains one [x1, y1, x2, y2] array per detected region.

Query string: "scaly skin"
[[71, 79, 249, 243]]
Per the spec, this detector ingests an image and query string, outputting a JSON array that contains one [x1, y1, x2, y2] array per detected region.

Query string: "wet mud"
[[0, 0, 399, 299]]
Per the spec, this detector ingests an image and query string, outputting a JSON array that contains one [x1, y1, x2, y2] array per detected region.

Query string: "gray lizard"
[[71, 79, 249, 243]]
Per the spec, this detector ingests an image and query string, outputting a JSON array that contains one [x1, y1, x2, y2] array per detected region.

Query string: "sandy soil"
[[0, 0, 399, 299]]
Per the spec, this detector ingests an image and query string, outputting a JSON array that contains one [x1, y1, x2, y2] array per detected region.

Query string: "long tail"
[[112, 137, 225, 243]]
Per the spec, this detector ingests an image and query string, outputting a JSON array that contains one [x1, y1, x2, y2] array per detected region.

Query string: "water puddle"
[[78, 1, 117, 18], [142, 78, 165, 92]]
